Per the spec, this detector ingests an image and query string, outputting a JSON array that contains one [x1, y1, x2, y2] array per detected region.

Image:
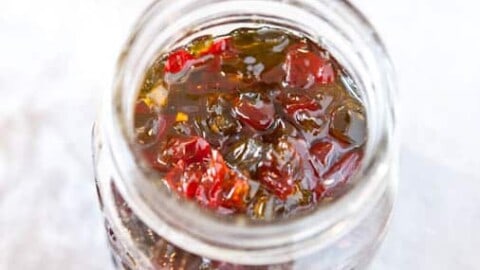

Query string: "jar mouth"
[[105, 0, 396, 265]]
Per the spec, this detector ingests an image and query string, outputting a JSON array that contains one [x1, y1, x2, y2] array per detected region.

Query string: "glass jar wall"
[[92, 0, 397, 269]]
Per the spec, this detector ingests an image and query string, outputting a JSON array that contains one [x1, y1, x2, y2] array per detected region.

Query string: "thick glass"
[[92, 0, 397, 269]]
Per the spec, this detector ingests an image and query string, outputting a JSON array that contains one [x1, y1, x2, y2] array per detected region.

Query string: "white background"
[[0, 0, 479, 269]]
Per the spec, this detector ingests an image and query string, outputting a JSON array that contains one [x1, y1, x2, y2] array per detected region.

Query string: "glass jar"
[[92, 0, 397, 269]]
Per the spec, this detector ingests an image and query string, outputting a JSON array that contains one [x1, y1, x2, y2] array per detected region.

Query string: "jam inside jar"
[[93, 1, 397, 269], [134, 27, 366, 220]]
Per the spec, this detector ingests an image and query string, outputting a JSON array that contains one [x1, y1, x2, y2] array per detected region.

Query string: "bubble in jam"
[[134, 27, 367, 220]]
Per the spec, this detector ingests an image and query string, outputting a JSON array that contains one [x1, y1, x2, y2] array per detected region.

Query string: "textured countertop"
[[0, 0, 479, 269]]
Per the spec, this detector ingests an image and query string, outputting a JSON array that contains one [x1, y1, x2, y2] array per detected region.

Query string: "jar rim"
[[103, 0, 396, 264]]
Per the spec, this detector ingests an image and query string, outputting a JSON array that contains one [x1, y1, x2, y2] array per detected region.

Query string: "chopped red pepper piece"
[[314, 182, 326, 199], [310, 141, 334, 167], [278, 92, 320, 114], [182, 164, 203, 198], [322, 150, 362, 187], [164, 160, 186, 193], [256, 138, 303, 200], [164, 140, 249, 211], [164, 49, 194, 74], [234, 93, 276, 131], [164, 136, 211, 165], [284, 45, 335, 88], [316, 62, 335, 85], [256, 164, 295, 200]]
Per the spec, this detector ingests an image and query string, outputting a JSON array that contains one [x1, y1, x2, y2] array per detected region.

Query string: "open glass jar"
[[92, 0, 397, 269]]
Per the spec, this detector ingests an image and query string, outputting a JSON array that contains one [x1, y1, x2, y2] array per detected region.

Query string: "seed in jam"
[[134, 27, 367, 220]]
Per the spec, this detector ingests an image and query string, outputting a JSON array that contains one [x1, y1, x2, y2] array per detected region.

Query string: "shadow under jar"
[[92, 0, 398, 269]]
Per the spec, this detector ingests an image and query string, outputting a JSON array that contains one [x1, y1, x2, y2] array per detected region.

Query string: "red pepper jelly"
[[134, 27, 366, 220]]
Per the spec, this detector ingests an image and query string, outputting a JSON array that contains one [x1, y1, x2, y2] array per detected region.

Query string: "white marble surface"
[[0, 0, 479, 269]]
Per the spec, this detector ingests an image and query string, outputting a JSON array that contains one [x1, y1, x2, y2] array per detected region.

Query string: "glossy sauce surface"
[[134, 27, 367, 220]]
